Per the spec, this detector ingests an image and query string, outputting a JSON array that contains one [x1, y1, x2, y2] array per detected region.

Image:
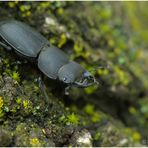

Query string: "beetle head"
[[58, 61, 97, 88], [58, 62, 76, 84]]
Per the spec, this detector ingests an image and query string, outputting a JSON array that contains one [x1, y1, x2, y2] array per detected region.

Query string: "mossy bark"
[[0, 1, 147, 146]]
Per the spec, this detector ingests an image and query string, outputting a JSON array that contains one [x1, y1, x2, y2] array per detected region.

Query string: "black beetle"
[[0, 20, 96, 89]]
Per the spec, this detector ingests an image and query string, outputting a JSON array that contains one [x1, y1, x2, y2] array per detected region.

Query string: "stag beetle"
[[0, 20, 97, 94]]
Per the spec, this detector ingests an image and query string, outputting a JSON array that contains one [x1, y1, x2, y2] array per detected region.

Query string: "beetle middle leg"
[[37, 75, 51, 110]]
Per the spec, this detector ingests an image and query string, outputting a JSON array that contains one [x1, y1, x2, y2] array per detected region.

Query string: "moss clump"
[[67, 113, 79, 125], [11, 71, 20, 83]]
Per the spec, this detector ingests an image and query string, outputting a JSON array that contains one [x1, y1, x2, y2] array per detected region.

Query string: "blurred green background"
[[0, 1, 148, 147]]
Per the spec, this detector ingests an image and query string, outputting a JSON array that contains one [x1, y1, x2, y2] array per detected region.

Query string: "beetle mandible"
[[0, 20, 97, 90]]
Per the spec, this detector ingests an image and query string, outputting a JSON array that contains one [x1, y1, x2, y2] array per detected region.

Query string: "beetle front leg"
[[64, 85, 71, 95]]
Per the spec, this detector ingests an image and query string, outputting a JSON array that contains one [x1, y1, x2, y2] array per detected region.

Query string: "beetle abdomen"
[[0, 20, 48, 57]]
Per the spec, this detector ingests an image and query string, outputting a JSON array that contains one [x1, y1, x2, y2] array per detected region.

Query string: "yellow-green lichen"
[[0, 96, 4, 118], [0, 96, 3, 109], [30, 138, 41, 147], [22, 99, 33, 115]]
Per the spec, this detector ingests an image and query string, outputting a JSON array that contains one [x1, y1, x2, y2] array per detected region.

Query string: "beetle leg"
[[64, 85, 71, 95], [38, 76, 50, 110], [0, 41, 12, 51]]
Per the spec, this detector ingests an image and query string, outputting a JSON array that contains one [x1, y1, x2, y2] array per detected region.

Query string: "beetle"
[[0, 20, 96, 90]]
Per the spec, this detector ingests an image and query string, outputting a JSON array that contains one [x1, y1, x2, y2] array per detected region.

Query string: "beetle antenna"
[[93, 65, 109, 71], [88, 64, 109, 75]]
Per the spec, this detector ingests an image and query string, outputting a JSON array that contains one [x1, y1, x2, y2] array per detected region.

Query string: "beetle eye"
[[63, 77, 67, 82]]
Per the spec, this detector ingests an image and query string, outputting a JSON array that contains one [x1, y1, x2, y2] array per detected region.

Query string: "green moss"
[[84, 87, 95, 94], [129, 106, 137, 115], [16, 98, 22, 104], [8, 2, 17, 8], [84, 104, 94, 115], [91, 112, 101, 123], [21, 99, 33, 116], [11, 71, 20, 83], [83, 104, 102, 123], [58, 33, 67, 48], [73, 42, 83, 53], [94, 132, 101, 141], [59, 113, 80, 125], [67, 113, 79, 125]]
